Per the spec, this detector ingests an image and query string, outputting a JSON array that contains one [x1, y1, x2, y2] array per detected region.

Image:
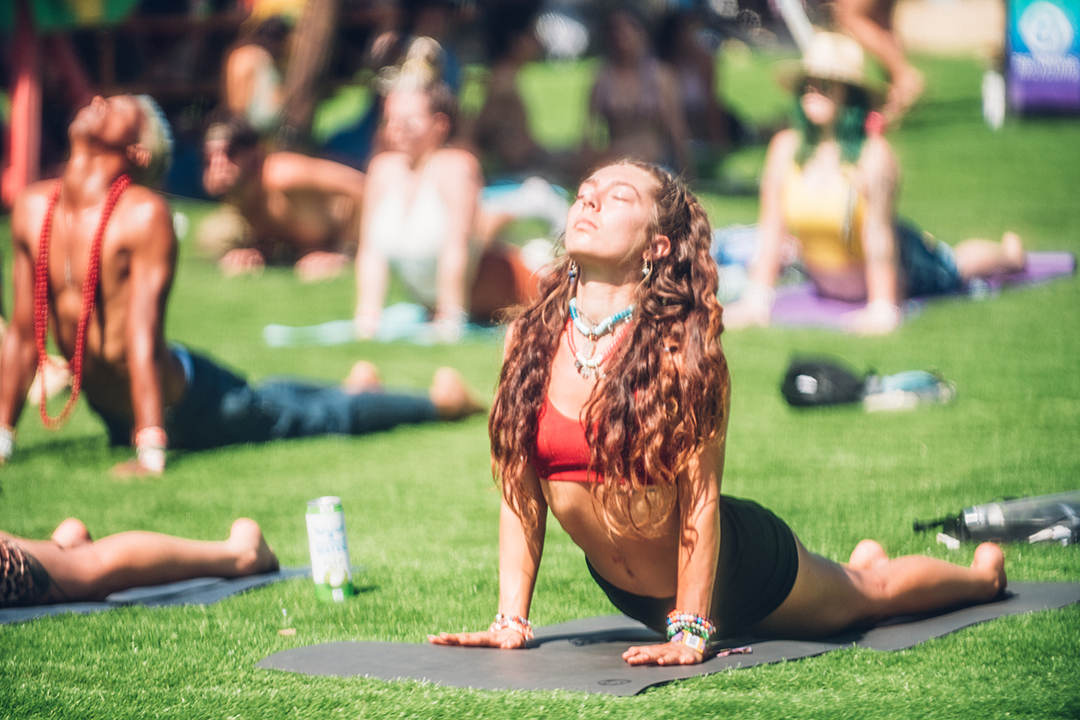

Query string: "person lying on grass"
[[0, 94, 483, 477], [723, 32, 1025, 336], [1, 517, 278, 607], [430, 160, 1006, 666]]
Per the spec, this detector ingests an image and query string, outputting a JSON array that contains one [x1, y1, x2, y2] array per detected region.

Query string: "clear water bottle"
[[960, 490, 1080, 542], [916, 490, 1080, 544]]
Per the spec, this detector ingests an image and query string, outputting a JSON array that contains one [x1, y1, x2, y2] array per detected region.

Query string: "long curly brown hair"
[[489, 160, 728, 533]]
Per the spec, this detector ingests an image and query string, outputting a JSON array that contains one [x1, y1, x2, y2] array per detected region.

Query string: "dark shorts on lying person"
[[896, 221, 964, 297], [586, 496, 800, 639], [89, 346, 438, 450], [0, 537, 53, 608]]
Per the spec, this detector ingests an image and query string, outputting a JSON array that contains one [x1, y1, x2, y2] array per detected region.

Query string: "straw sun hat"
[[776, 32, 886, 103]]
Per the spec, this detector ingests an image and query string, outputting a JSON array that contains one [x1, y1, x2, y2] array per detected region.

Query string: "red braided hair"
[[35, 174, 131, 429]]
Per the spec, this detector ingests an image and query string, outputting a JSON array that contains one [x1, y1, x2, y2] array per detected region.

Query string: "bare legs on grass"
[[955, 232, 1026, 280], [4, 518, 278, 604], [753, 537, 1006, 639], [342, 361, 485, 421]]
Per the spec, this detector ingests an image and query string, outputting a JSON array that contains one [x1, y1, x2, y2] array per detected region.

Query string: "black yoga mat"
[[257, 582, 1080, 696], [0, 567, 309, 625]]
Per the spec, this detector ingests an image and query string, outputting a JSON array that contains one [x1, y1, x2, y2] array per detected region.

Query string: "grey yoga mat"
[[257, 582, 1080, 696], [0, 567, 309, 625]]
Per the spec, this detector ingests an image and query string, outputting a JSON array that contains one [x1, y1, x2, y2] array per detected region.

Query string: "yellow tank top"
[[781, 162, 866, 271]]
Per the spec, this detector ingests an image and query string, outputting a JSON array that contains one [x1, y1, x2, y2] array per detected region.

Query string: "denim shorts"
[[897, 221, 963, 297]]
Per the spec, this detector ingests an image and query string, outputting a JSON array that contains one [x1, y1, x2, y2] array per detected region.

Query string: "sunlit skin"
[[354, 87, 482, 337], [725, 71, 1025, 335], [0, 95, 185, 476], [430, 161, 1007, 667], [201, 134, 365, 281], [431, 164, 714, 667]]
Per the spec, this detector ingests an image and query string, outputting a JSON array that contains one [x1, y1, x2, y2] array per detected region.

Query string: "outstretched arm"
[[724, 130, 798, 329], [844, 135, 901, 335], [431, 322, 547, 647], [433, 151, 481, 340], [623, 377, 730, 666], [262, 152, 366, 203], [353, 155, 393, 338], [120, 190, 178, 475], [429, 464, 548, 649], [0, 187, 49, 458]]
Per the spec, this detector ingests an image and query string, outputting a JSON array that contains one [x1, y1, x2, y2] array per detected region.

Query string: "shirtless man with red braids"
[[0, 95, 481, 476]]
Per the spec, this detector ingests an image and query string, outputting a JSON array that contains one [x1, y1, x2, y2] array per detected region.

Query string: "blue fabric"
[[90, 349, 438, 450], [896, 221, 963, 296]]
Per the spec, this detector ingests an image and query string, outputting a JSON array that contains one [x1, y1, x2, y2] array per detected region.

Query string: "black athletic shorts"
[[586, 495, 800, 638]]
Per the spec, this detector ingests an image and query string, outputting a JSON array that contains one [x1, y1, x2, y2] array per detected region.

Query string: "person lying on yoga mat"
[[0, 94, 483, 477], [354, 39, 563, 344], [1, 517, 278, 607], [723, 32, 1025, 336], [430, 159, 1006, 666]]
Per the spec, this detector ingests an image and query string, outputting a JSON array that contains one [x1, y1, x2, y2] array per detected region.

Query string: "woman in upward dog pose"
[[724, 33, 1024, 335], [430, 159, 1005, 665]]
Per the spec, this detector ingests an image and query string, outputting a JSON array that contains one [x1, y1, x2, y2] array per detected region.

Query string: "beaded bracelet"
[[489, 613, 534, 641], [135, 426, 168, 473], [666, 610, 717, 650], [0, 425, 15, 461]]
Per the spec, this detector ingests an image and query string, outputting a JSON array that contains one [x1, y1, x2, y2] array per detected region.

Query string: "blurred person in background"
[[0, 94, 481, 476], [355, 40, 561, 343], [199, 113, 365, 282], [723, 33, 1024, 335], [584, 6, 692, 177], [222, 14, 292, 138], [466, 1, 579, 184], [832, 0, 924, 121]]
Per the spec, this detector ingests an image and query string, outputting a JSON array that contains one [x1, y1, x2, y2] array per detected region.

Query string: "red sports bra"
[[533, 397, 597, 483]]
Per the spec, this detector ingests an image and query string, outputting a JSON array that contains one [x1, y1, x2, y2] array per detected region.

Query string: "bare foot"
[[972, 542, 1007, 599], [1002, 232, 1026, 272], [219, 248, 266, 277], [295, 251, 350, 283], [51, 518, 93, 549], [847, 539, 889, 570], [429, 368, 486, 421], [228, 518, 279, 576], [343, 361, 383, 393]]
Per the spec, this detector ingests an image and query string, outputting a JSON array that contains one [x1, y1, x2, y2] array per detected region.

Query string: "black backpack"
[[781, 357, 867, 407]]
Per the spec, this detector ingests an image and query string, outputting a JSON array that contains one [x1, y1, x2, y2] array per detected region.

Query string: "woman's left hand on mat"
[[622, 641, 705, 666], [427, 628, 527, 650]]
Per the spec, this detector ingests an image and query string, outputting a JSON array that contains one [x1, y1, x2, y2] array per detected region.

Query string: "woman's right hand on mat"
[[623, 640, 705, 666], [427, 628, 527, 650]]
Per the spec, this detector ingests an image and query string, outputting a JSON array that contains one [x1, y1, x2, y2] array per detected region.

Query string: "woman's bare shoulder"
[[433, 147, 481, 172], [858, 134, 898, 171], [856, 135, 899, 189], [769, 128, 801, 154]]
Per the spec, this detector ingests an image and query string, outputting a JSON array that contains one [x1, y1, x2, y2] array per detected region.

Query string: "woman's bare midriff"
[[805, 262, 869, 302], [540, 477, 680, 598]]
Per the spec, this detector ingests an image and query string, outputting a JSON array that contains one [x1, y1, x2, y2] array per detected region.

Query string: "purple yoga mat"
[[770, 252, 1075, 329]]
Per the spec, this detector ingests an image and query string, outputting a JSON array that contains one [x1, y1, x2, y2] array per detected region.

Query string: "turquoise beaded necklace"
[[569, 298, 635, 341]]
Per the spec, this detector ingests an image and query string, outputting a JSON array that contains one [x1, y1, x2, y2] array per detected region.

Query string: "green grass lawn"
[[2, 51, 1079, 719]]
